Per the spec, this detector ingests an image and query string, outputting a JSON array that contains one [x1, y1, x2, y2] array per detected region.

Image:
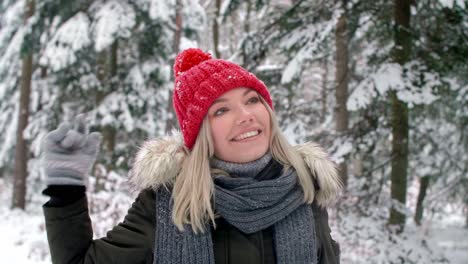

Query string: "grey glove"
[[42, 115, 102, 186]]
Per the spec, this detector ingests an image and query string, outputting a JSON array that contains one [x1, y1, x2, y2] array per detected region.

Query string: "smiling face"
[[207, 87, 271, 163]]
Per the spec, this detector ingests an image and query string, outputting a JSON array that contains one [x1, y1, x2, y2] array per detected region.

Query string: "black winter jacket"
[[44, 188, 340, 264]]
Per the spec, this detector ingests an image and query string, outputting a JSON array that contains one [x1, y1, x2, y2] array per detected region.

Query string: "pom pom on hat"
[[172, 48, 273, 149], [173, 48, 212, 78]]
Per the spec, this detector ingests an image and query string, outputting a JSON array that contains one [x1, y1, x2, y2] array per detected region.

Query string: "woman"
[[42, 48, 342, 264]]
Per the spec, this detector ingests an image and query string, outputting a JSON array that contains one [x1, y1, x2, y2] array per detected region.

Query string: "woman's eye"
[[247, 96, 259, 104], [214, 107, 228, 116]]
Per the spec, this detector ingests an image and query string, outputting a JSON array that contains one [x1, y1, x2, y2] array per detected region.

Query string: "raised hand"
[[42, 115, 102, 186]]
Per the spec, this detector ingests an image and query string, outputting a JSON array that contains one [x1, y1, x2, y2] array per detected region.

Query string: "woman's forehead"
[[217, 87, 256, 99], [211, 88, 256, 107]]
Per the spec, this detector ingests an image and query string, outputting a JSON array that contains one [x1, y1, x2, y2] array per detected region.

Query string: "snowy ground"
[[0, 191, 51, 264], [1, 182, 467, 263], [433, 226, 468, 264]]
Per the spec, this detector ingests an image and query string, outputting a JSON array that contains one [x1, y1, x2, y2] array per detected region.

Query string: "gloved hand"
[[42, 115, 102, 186]]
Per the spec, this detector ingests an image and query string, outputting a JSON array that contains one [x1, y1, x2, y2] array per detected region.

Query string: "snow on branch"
[[40, 12, 91, 72], [93, 1, 136, 52], [348, 61, 441, 110], [280, 9, 339, 84], [149, 0, 175, 22]]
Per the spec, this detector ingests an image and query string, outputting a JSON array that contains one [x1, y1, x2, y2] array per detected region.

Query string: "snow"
[[93, 1, 136, 52], [0, 182, 51, 263], [434, 227, 468, 264], [126, 62, 162, 91], [182, 0, 206, 32], [179, 37, 199, 51], [438, 0, 466, 9], [373, 63, 404, 94], [347, 77, 377, 111], [95, 92, 136, 132], [40, 12, 92, 71], [281, 54, 301, 84], [348, 61, 440, 110], [0, 0, 24, 52], [280, 10, 340, 84], [330, 139, 353, 164], [0, 94, 19, 166], [0, 1, 24, 167], [332, 188, 468, 264], [149, 0, 175, 21], [0, 210, 50, 263], [220, 0, 233, 18], [0, 27, 24, 86]]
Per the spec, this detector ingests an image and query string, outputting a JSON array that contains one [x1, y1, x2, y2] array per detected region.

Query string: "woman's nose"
[[236, 106, 254, 124]]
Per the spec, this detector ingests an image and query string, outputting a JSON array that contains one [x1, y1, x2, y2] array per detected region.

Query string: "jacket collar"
[[130, 131, 342, 207]]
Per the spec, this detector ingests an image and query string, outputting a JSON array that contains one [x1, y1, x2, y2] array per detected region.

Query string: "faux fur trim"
[[294, 142, 343, 207], [130, 132, 342, 207], [129, 131, 187, 190]]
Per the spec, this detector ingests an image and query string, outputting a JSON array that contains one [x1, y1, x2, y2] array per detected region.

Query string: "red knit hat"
[[173, 48, 273, 149]]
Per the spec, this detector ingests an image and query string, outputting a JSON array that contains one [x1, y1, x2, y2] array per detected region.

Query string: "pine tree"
[[335, 0, 350, 187], [11, 0, 35, 209]]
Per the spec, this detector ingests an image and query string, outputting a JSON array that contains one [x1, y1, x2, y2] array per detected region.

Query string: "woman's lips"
[[232, 130, 261, 141]]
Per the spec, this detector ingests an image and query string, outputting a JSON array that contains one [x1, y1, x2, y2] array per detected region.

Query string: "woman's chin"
[[222, 147, 269, 163]]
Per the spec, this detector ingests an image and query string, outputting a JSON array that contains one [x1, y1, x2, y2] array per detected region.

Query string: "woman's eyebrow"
[[212, 89, 255, 106], [212, 97, 227, 105], [243, 89, 255, 96]]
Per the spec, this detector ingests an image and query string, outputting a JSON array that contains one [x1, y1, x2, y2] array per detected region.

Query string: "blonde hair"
[[172, 97, 315, 233], [172, 120, 216, 233]]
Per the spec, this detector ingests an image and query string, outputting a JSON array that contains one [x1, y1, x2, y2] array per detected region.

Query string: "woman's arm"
[[43, 188, 156, 264], [313, 202, 340, 264]]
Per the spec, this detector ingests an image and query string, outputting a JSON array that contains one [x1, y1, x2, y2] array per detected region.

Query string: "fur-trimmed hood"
[[130, 132, 342, 207]]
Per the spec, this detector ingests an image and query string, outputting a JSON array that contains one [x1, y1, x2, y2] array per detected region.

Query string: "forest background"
[[0, 0, 467, 263]]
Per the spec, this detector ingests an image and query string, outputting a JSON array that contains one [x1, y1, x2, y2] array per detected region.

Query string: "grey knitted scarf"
[[153, 155, 317, 264]]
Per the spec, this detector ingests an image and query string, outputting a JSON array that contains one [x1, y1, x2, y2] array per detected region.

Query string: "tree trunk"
[[388, 0, 411, 233], [40, 66, 47, 78], [229, 13, 237, 55], [94, 47, 106, 193], [352, 154, 363, 177], [173, 0, 182, 56], [12, 0, 35, 209], [165, 0, 183, 133], [335, 3, 349, 188], [320, 57, 328, 123], [94, 42, 118, 190], [241, 0, 253, 65], [109, 41, 118, 77], [388, 90, 409, 232], [96, 44, 117, 159], [414, 176, 430, 225], [212, 0, 221, 59], [465, 202, 468, 228], [244, 0, 252, 35]]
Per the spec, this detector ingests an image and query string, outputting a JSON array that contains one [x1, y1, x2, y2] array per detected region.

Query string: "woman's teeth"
[[234, 130, 259, 141]]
